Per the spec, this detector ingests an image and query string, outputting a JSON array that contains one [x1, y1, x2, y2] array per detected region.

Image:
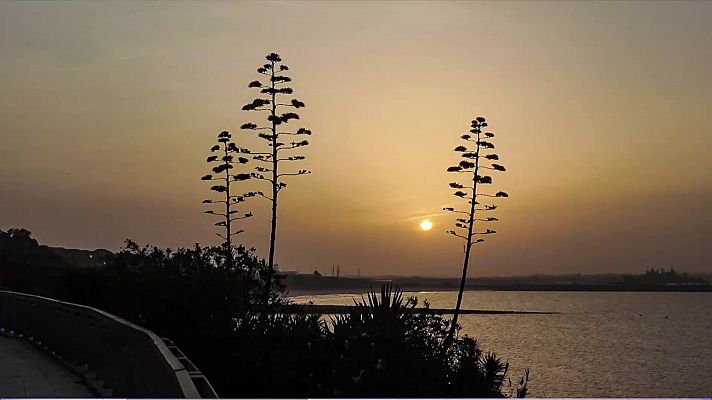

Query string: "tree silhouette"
[[241, 52, 311, 298], [201, 131, 254, 261], [443, 116, 508, 344]]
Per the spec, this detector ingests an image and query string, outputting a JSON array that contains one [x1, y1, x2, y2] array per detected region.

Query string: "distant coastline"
[[284, 274, 712, 297], [2, 232, 709, 299], [287, 285, 712, 297]]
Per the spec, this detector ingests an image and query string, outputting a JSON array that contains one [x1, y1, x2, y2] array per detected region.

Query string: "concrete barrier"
[[0, 290, 217, 398]]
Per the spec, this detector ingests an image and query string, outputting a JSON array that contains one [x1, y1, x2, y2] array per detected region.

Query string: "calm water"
[[291, 291, 712, 397]]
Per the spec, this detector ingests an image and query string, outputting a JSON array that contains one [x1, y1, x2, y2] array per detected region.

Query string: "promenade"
[[0, 335, 91, 397]]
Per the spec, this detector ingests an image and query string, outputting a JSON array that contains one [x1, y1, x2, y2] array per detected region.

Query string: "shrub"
[[65, 243, 525, 397]]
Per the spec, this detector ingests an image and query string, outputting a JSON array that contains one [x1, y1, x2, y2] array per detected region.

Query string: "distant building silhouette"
[[622, 267, 708, 285]]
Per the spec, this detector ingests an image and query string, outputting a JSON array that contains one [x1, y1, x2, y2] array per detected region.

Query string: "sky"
[[1, 1, 711, 277]]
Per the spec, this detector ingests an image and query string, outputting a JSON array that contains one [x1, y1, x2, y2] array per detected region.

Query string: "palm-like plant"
[[325, 284, 517, 397], [241, 52, 311, 300], [200, 131, 255, 262], [444, 116, 508, 343], [331, 283, 417, 340]]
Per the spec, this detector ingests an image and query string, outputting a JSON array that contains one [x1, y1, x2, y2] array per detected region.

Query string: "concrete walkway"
[[0, 335, 92, 398]]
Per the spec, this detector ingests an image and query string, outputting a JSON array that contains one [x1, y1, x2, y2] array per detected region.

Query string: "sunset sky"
[[1, 1, 711, 276]]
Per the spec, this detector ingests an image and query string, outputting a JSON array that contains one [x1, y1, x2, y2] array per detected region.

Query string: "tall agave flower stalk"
[[201, 130, 255, 263], [444, 116, 508, 343], [241, 52, 311, 300]]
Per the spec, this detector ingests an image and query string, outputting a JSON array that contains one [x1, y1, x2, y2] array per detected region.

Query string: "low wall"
[[0, 290, 215, 398]]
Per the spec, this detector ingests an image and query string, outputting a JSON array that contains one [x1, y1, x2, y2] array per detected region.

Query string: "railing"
[[0, 290, 217, 398]]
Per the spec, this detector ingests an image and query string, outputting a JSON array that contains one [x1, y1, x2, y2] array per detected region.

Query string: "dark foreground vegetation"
[[0, 229, 528, 397]]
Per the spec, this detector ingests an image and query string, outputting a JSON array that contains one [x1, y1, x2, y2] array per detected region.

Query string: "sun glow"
[[419, 219, 433, 231]]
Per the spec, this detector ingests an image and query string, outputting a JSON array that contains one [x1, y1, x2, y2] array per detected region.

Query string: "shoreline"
[[285, 284, 712, 297]]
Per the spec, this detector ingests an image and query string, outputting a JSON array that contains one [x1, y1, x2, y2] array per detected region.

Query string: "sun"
[[419, 219, 433, 231]]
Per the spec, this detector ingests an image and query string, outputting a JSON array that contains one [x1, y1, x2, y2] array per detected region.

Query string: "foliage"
[[0, 228, 60, 265], [444, 116, 509, 343], [66, 240, 279, 335], [0, 228, 76, 297], [309, 284, 518, 397], [206, 284, 522, 398], [64, 243, 524, 397]]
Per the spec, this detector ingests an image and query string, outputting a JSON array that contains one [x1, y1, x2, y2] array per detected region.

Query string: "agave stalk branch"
[[447, 128, 481, 343]]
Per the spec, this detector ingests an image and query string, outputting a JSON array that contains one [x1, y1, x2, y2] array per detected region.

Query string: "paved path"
[[0, 335, 92, 398]]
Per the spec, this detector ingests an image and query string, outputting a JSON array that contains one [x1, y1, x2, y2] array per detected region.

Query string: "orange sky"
[[1, 1, 711, 276]]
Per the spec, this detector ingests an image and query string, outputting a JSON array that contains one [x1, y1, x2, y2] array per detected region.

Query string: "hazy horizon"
[[2, 1, 711, 276]]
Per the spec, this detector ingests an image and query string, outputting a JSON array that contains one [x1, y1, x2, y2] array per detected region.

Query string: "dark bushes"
[[63, 242, 526, 397]]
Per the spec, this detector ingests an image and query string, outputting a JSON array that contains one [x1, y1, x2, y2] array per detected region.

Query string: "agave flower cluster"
[[200, 131, 256, 252], [445, 116, 508, 247], [241, 52, 312, 204]]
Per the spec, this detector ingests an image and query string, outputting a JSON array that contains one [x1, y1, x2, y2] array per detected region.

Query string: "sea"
[[290, 291, 712, 397]]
